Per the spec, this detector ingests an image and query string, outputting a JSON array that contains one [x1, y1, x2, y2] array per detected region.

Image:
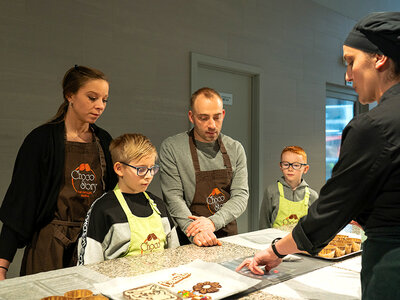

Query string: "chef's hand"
[[0, 270, 6, 281], [186, 216, 215, 237], [0, 259, 10, 281], [236, 248, 282, 275], [350, 220, 363, 229], [193, 230, 222, 247]]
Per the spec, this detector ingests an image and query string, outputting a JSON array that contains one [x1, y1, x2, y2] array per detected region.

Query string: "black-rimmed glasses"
[[280, 161, 307, 170], [120, 162, 160, 176]]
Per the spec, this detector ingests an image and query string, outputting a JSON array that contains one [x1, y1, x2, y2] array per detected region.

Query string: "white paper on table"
[[94, 259, 261, 300], [333, 255, 361, 273], [262, 266, 361, 300], [220, 228, 289, 250]]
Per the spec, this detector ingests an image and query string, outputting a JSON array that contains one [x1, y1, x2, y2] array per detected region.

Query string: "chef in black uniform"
[[237, 12, 400, 300]]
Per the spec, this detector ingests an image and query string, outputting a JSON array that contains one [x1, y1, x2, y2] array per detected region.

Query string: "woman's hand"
[[236, 248, 282, 275], [0, 270, 6, 281], [0, 259, 10, 281], [350, 220, 363, 229]]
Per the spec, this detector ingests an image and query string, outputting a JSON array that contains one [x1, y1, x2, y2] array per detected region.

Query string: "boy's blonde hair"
[[281, 146, 307, 162], [110, 133, 157, 164]]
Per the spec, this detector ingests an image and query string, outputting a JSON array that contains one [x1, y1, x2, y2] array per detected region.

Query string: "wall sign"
[[345, 80, 353, 87], [220, 92, 233, 105]]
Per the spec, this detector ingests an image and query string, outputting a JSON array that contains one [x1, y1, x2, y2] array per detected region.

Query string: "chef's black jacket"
[[293, 83, 400, 255]]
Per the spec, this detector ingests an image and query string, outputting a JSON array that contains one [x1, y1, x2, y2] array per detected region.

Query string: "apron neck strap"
[[114, 184, 157, 211], [189, 129, 232, 172]]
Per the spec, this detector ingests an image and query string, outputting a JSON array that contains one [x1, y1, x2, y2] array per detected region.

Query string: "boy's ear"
[[114, 162, 124, 177], [302, 164, 310, 174]]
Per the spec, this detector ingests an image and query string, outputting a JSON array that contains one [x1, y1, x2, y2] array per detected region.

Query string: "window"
[[325, 84, 365, 180], [325, 98, 354, 179]]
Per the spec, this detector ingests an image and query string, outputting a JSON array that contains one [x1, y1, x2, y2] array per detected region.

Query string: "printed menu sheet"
[[0, 266, 110, 300]]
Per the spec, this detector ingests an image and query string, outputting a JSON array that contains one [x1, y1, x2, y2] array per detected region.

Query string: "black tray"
[[300, 249, 362, 261]]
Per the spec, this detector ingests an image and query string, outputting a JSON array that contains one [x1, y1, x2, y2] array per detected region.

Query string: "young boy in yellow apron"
[[77, 134, 179, 264], [259, 146, 319, 229]]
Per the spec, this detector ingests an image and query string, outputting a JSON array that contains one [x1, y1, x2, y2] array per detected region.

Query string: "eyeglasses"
[[280, 161, 307, 170], [120, 162, 160, 176]]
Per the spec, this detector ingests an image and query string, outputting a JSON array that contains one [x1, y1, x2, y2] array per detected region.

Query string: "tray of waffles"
[[315, 234, 362, 260]]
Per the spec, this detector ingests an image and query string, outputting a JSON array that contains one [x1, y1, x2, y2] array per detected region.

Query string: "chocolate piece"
[[192, 282, 221, 294], [123, 284, 182, 300], [158, 273, 191, 288]]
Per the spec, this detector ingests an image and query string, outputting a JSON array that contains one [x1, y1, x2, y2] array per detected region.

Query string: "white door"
[[193, 65, 252, 234]]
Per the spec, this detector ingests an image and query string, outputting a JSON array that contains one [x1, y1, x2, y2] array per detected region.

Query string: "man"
[[160, 87, 249, 247], [237, 12, 400, 299]]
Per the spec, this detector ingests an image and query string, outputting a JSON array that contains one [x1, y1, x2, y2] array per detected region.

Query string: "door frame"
[[190, 52, 263, 231]]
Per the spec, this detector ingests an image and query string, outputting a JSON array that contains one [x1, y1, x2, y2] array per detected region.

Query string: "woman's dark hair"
[[383, 57, 400, 82], [393, 58, 400, 78], [366, 53, 400, 82], [48, 65, 108, 123]]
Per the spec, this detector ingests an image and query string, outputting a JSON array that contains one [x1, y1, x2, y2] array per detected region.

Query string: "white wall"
[[0, 0, 399, 278]]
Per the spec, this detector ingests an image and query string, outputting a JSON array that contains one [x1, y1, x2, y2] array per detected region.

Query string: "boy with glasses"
[[77, 133, 179, 264], [259, 146, 318, 229]]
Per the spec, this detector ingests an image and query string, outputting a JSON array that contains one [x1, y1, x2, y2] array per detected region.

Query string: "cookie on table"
[[123, 283, 182, 300]]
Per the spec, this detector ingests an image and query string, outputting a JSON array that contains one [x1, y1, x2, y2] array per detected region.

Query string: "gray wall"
[[1, 0, 399, 278]]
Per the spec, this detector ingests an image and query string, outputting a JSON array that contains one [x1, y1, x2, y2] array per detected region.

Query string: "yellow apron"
[[113, 185, 166, 256], [272, 182, 310, 228]]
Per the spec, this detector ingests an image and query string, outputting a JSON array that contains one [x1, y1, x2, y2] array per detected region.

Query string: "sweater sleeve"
[[166, 228, 180, 249], [308, 188, 319, 206], [159, 138, 194, 233], [0, 124, 63, 259], [259, 186, 274, 229], [78, 194, 110, 265], [0, 225, 21, 262]]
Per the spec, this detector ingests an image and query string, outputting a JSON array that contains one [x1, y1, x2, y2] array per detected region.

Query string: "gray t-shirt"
[[159, 131, 249, 234]]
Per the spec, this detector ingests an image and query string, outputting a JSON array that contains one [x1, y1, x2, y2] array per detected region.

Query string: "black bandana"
[[344, 12, 400, 59]]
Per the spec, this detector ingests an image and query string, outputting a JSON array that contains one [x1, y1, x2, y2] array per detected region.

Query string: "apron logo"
[[282, 214, 299, 225], [140, 233, 161, 254], [71, 163, 98, 197], [206, 188, 226, 214]]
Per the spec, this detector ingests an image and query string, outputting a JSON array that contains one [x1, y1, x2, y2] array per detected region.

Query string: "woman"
[[0, 65, 117, 279], [237, 12, 400, 299]]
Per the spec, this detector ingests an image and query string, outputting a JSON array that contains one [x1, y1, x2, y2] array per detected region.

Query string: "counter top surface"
[[86, 241, 258, 278], [86, 242, 286, 299], [0, 228, 361, 300]]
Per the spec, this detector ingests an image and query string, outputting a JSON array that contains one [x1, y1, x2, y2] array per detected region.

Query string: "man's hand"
[[193, 230, 222, 247], [186, 216, 215, 237], [236, 248, 282, 275]]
